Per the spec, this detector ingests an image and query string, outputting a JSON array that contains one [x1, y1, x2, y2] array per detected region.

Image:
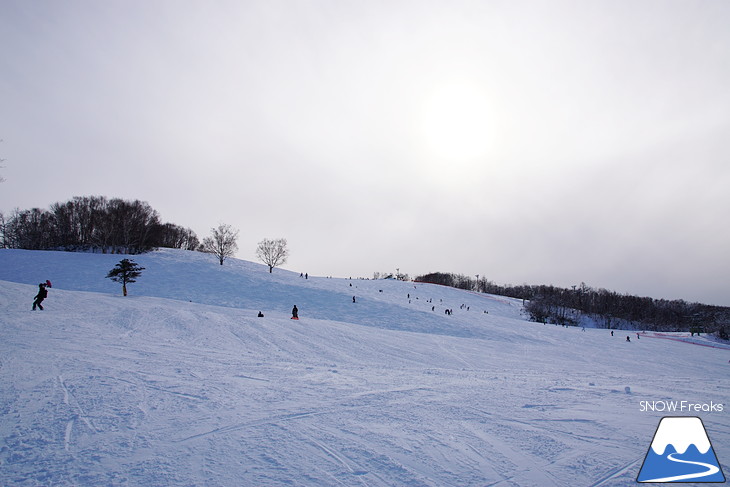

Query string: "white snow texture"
[[1, 248, 728, 486]]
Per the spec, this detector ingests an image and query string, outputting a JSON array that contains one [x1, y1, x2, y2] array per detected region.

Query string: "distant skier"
[[611, 330, 614, 336], [626, 336, 631, 342], [257, 311, 264, 317], [291, 305, 299, 319], [32, 283, 48, 311], [352, 296, 356, 303]]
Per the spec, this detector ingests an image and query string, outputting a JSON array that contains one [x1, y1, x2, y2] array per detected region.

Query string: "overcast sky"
[[1, 0, 729, 306]]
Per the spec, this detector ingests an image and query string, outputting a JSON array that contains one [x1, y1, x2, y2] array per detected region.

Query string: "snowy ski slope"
[[1, 248, 728, 486]]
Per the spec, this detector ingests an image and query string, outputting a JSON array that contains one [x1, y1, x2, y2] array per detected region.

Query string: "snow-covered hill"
[[1, 249, 728, 486]]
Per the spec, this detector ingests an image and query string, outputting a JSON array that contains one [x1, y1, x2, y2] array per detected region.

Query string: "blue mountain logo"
[[637, 416, 725, 483]]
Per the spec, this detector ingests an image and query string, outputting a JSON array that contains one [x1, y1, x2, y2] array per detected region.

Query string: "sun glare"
[[420, 81, 495, 163]]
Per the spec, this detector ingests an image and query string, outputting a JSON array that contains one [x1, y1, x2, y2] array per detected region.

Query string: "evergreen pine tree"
[[106, 258, 145, 296]]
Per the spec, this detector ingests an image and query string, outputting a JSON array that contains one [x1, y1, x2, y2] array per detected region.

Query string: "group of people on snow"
[[257, 305, 298, 319], [610, 329, 642, 342], [32, 277, 651, 346]]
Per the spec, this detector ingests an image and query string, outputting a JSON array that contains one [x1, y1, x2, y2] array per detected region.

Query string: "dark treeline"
[[415, 272, 730, 335], [0, 196, 199, 254]]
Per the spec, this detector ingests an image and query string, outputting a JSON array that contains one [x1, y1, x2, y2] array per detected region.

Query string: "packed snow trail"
[[1, 249, 728, 486]]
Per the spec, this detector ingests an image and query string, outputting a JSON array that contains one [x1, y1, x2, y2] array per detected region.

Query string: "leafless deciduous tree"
[[202, 223, 239, 265], [256, 237, 289, 273], [0, 211, 7, 248], [416, 272, 730, 333], [1, 196, 199, 253]]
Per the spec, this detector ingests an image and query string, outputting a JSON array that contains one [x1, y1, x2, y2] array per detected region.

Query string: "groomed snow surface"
[[1, 248, 728, 486]]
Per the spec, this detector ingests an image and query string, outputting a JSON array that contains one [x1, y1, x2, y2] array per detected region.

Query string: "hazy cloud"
[[1, 0, 728, 305]]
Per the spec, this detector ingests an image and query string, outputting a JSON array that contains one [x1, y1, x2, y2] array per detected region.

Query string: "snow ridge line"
[[414, 281, 518, 305]]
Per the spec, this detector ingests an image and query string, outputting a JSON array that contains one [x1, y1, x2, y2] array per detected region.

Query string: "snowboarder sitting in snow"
[[32, 283, 48, 311], [257, 311, 264, 317]]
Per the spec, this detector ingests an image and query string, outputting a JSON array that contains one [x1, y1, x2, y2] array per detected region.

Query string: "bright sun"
[[420, 80, 495, 163]]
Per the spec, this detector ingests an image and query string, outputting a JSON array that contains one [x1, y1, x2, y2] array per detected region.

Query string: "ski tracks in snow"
[[302, 434, 372, 487], [175, 409, 333, 443], [58, 374, 99, 452], [587, 459, 642, 487], [430, 335, 476, 369]]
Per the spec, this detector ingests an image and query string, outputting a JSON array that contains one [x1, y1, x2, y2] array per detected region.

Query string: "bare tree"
[[0, 211, 7, 248], [203, 223, 239, 265], [256, 237, 289, 273]]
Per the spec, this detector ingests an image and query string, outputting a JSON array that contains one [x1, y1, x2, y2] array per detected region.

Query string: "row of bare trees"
[[199, 223, 288, 273], [0, 196, 198, 254], [415, 272, 730, 333], [0, 197, 290, 273], [522, 284, 730, 334]]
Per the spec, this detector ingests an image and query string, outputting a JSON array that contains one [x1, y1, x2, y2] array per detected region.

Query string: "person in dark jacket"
[[291, 305, 299, 319], [33, 283, 48, 310]]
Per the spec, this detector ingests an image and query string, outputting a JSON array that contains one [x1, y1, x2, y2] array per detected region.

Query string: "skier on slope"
[[291, 305, 299, 319], [32, 283, 48, 311]]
